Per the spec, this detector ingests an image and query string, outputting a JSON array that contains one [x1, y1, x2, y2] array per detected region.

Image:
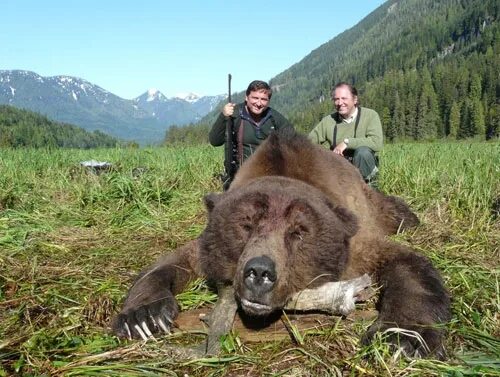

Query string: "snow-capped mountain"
[[133, 88, 198, 126], [191, 94, 227, 118], [175, 92, 200, 103], [0, 70, 225, 144], [145, 88, 168, 102], [134, 87, 225, 126]]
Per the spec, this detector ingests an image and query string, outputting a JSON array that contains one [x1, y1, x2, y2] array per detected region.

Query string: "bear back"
[[230, 129, 419, 235]]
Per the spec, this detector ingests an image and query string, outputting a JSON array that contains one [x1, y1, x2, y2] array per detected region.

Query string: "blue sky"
[[2, 1, 385, 99]]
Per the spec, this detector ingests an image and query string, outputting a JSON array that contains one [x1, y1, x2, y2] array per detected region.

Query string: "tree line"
[[0, 105, 120, 148], [287, 48, 498, 141], [165, 46, 498, 145]]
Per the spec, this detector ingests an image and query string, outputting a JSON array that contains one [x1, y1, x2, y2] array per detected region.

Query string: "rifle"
[[222, 73, 237, 190]]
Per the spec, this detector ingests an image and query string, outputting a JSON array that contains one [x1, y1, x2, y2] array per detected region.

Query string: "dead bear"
[[112, 129, 450, 358]]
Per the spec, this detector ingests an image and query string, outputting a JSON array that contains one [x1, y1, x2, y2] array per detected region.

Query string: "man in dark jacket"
[[209, 80, 293, 190]]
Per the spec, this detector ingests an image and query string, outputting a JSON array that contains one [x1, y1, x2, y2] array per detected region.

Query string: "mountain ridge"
[[1, 0, 497, 145], [0, 69, 225, 144]]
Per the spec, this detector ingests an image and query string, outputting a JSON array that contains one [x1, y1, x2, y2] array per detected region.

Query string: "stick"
[[285, 274, 373, 315]]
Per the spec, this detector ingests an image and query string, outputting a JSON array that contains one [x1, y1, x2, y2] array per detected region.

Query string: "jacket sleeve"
[[208, 112, 227, 146], [349, 110, 383, 152], [308, 116, 331, 146]]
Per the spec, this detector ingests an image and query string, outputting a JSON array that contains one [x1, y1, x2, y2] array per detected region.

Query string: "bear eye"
[[289, 229, 304, 241], [241, 223, 253, 233]]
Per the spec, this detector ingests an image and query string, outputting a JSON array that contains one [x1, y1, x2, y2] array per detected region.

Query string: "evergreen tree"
[[486, 104, 499, 139], [449, 101, 461, 139], [468, 73, 486, 138], [470, 98, 486, 139], [381, 107, 393, 141], [469, 73, 482, 99], [459, 102, 471, 139], [392, 91, 406, 140]]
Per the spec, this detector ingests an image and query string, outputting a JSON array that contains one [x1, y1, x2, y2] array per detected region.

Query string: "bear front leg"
[[112, 239, 202, 340], [363, 250, 451, 359]]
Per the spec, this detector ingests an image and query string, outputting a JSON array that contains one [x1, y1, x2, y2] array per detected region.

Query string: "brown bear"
[[112, 129, 450, 358]]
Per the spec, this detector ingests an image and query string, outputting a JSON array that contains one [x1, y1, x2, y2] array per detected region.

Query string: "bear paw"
[[112, 297, 178, 340], [362, 322, 446, 359]]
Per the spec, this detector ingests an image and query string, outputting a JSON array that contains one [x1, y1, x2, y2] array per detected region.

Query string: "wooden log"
[[172, 274, 376, 344], [174, 308, 378, 343]]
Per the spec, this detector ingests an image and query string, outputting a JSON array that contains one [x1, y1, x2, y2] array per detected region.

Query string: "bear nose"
[[243, 256, 277, 295]]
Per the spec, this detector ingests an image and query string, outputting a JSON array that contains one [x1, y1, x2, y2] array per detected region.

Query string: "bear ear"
[[331, 205, 359, 238], [203, 193, 221, 213]]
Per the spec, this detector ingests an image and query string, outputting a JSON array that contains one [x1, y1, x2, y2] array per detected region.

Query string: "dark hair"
[[331, 82, 359, 104], [246, 80, 272, 99]]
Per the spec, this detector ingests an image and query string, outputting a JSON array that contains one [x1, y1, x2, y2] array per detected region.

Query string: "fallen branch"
[[285, 274, 373, 315], [200, 284, 238, 355]]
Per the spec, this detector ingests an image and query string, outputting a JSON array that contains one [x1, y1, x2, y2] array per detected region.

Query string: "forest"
[[165, 0, 499, 144], [0, 105, 120, 148]]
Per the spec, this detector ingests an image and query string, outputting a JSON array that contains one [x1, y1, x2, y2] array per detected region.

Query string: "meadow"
[[0, 141, 498, 376]]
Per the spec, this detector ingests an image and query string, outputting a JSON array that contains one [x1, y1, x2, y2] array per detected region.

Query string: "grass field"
[[0, 141, 499, 376]]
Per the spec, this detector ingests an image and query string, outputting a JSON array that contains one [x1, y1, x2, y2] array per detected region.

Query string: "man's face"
[[333, 86, 357, 118], [245, 89, 270, 116]]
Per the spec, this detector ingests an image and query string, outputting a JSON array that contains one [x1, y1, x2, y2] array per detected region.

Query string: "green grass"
[[1, 141, 499, 376]]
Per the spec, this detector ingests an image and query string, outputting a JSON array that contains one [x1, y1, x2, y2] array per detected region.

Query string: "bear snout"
[[243, 255, 277, 294], [236, 255, 279, 316]]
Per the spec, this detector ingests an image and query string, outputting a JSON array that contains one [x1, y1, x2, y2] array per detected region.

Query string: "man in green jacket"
[[308, 82, 383, 186], [209, 80, 293, 190]]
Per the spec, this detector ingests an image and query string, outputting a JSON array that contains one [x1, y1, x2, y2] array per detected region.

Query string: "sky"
[[1, 1, 386, 99]]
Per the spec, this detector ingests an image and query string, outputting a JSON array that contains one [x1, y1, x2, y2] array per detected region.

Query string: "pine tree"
[[459, 103, 471, 139], [470, 99, 486, 139], [415, 68, 440, 140], [381, 107, 394, 142], [469, 73, 482, 100], [486, 104, 499, 139], [448, 101, 461, 139], [393, 91, 406, 140], [468, 73, 486, 138], [404, 71, 419, 140]]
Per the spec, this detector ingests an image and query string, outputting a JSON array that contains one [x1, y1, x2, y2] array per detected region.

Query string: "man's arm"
[[308, 116, 331, 146], [208, 112, 227, 146]]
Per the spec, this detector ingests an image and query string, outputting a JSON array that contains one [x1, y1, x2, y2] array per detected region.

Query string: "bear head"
[[199, 176, 359, 317]]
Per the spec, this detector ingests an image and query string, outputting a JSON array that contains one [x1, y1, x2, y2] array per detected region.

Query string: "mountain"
[[0, 70, 225, 144], [133, 89, 225, 127], [2, 0, 497, 146], [133, 88, 198, 127]]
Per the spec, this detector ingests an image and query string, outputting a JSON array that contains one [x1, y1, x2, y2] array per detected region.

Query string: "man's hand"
[[222, 103, 235, 117], [333, 141, 348, 155]]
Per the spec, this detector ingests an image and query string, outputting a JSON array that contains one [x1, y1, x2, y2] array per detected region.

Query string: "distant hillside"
[[0, 70, 225, 144], [0, 105, 120, 148], [195, 0, 498, 143]]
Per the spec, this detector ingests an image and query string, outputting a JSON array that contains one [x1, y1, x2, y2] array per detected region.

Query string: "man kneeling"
[[308, 82, 382, 188]]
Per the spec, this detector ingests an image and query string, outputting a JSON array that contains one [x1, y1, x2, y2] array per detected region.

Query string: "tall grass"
[[0, 141, 498, 376]]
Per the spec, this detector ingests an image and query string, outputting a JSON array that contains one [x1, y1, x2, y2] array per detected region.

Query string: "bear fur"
[[112, 129, 450, 358]]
